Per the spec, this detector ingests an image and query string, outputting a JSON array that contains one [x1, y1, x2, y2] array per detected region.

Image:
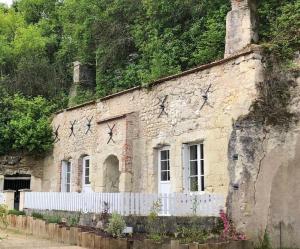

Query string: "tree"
[[0, 88, 55, 155]]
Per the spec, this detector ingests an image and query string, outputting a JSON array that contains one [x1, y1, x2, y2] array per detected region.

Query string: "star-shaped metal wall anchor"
[[53, 125, 60, 143], [158, 95, 168, 117], [107, 123, 116, 144], [85, 116, 93, 134], [69, 120, 76, 137], [199, 84, 214, 110]]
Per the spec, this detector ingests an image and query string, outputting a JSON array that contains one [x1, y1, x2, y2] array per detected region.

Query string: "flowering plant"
[[219, 209, 246, 241]]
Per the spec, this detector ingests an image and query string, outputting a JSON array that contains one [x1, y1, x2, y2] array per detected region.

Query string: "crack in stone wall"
[[227, 60, 300, 247]]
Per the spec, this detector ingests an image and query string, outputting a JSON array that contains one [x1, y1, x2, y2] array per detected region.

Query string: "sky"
[[0, 0, 13, 6]]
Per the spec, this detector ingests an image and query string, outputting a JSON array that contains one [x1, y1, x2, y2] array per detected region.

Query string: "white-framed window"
[[159, 148, 170, 182], [83, 156, 91, 185], [188, 144, 205, 192], [186, 143, 204, 192], [61, 160, 72, 192]]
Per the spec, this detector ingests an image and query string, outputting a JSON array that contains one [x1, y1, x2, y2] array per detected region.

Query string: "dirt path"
[[0, 229, 83, 249]]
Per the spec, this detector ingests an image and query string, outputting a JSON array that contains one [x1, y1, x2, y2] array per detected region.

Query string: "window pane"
[[161, 171, 169, 181], [200, 144, 204, 159], [85, 167, 89, 176], [161, 160, 169, 171], [189, 145, 198, 160], [201, 160, 204, 175], [85, 176, 90, 184], [67, 173, 70, 183], [190, 161, 198, 176], [190, 177, 198, 191], [201, 176, 205, 191], [66, 184, 70, 192], [161, 150, 169, 160], [85, 159, 90, 168]]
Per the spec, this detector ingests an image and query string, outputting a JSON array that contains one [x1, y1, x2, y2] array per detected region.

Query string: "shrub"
[[8, 209, 25, 216], [31, 212, 44, 219], [44, 215, 61, 224], [176, 225, 208, 244], [147, 199, 165, 242], [105, 212, 126, 238], [67, 215, 80, 227], [0, 204, 8, 228]]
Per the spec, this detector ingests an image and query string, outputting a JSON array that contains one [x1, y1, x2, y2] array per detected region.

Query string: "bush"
[[8, 209, 25, 216], [176, 225, 208, 244], [0, 204, 8, 228], [66, 215, 80, 227], [31, 212, 44, 219], [43, 215, 61, 224], [147, 199, 165, 242], [105, 212, 126, 238]]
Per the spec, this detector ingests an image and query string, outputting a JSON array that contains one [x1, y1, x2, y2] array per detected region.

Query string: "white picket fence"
[[0, 193, 5, 204], [24, 192, 224, 216]]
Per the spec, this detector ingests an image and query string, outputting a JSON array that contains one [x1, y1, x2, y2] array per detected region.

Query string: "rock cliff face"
[[227, 62, 300, 247]]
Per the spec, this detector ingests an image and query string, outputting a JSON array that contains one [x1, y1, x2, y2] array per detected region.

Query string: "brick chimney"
[[225, 0, 258, 57]]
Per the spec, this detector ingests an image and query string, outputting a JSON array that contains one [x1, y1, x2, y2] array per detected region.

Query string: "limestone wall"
[[227, 61, 300, 247], [42, 49, 263, 197]]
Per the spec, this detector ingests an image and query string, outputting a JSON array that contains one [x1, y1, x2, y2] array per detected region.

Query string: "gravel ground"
[[0, 229, 83, 249]]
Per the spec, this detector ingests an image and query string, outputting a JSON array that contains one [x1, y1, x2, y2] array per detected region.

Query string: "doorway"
[[158, 148, 171, 194], [4, 174, 31, 210]]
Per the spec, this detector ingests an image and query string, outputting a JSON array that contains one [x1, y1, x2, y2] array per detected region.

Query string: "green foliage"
[[0, 88, 55, 155], [0, 0, 297, 108], [31, 212, 44, 219], [0, 205, 9, 228], [105, 212, 126, 238], [249, 76, 297, 128], [8, 209, 25, 216], [147, 199, 166, 242], [258, 0, 300, 63], [43, 214, 61, 224], [255, 231, 272, 249], [69, 86, 95, 106], [66, 215, 80, 227], [176, 225, 208, 244]]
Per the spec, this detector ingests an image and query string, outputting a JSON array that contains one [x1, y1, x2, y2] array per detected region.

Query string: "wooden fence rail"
[[24, 192, 224, 216]]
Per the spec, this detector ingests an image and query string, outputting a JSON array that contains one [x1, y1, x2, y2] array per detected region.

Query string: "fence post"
[[3, 190, 15, 210], [19, 189, 31, 211]]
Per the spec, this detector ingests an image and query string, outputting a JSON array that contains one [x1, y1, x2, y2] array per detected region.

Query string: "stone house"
[[1, 0, 300, 247]]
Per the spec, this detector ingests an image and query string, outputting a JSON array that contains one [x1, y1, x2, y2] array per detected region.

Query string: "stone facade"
[[4, 1, 300, 247], [41, 48, 263, 196]]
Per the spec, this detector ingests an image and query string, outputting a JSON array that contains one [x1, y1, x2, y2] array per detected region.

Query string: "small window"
[[159, 149, 170, 181], [188, 144, 204, 192]]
